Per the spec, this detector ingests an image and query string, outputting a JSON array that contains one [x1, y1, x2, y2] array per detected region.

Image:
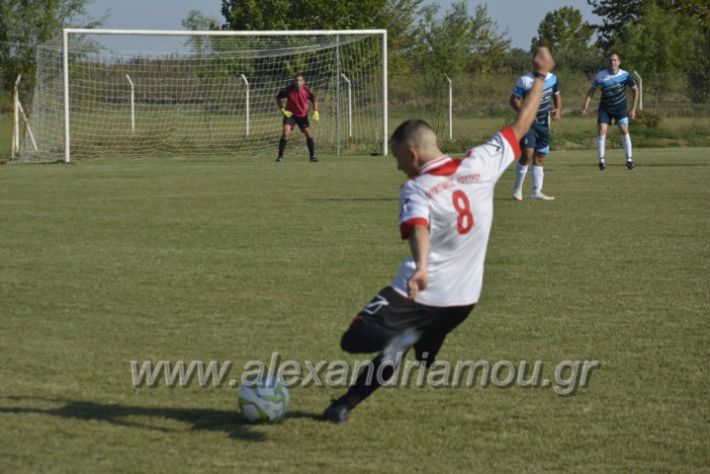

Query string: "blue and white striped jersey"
[[512, 73, 560, 124], [592, 68, 637, 110]]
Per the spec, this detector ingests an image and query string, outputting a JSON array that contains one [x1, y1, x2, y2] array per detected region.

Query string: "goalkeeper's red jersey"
[[277, 85, 315, 118]]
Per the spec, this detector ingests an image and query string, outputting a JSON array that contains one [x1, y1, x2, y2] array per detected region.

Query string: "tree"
[[532, 7, 593, 53], [531, 7, 596, 72], [656, 0, 709, 27], [618, 2, 703, 99], [405, 2, 509, 137], [586, 0, 642, 51], [497, 48, 530, 74], [0, 0, 101, 97], [219, 0, 424, 74], [220, 0, 423, 33], [411, 2, 510, 77], [587, 0, 708, 102], [182, 9, 220, 55]]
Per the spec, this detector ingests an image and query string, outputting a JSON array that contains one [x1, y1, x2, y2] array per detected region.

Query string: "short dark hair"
[[390, 119, 434, 148], [608, 51, 621, 60], [294, 73, 304, 80]]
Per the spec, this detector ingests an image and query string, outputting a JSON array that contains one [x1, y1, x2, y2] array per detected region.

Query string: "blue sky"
[[85, 0, 599, 51]]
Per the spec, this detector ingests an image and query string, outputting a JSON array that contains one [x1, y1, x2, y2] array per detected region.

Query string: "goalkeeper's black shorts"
[[283, 115, 310, 131], [340, 286, 474, 366]]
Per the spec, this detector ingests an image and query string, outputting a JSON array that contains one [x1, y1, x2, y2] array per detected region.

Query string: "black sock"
[[278, 137, 287, 157], [306, 137, 315, 158], [338, 354, 396, 410]]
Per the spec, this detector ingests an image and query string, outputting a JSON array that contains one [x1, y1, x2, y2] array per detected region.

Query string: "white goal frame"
[[61, 28, 388, 162]]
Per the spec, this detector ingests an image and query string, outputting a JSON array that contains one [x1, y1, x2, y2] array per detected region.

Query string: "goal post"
[[19, 28, 388, 162]]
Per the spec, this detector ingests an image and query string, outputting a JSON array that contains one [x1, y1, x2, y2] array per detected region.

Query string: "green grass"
[[1, 148, 709, 472]]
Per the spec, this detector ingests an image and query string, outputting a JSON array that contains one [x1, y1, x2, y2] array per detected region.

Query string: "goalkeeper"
[[275, 74, 320, 163]]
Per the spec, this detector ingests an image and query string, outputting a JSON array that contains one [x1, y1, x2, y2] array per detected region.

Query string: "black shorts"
[[283, 115, 310, 131], [340, 287, 475, 366]]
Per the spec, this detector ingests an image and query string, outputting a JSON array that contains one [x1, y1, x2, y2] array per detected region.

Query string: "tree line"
[[1, 0, 708, 104]]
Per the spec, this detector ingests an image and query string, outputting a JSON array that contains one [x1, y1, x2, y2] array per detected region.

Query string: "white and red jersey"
[[391, 127, 521, 307]]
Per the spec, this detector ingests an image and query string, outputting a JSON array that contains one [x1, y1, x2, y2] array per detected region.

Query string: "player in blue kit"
[[510, 56, 562, 201], [582, 52, 639, 170]]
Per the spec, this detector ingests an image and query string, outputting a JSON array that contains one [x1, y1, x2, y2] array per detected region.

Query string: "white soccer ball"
[[238, 375, 290, 423]]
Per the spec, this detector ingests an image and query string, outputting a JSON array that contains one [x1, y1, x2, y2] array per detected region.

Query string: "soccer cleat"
[[626, 160, 635, 170], [310, 155, 319, 163], [530, 192, 555, 201], [275, 156, 284, 162], [381, 328, 420, 367], [599, 161, 606, 171], [512, 190, 523, 202], [323, 400, 349, 423]]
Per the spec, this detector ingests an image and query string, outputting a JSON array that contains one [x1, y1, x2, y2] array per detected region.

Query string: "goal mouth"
[[17, 29, 388, 162]]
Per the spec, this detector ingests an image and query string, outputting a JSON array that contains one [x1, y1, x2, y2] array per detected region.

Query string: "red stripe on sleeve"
[[500, 127, 521, 160], [400, 218, 428, 240]]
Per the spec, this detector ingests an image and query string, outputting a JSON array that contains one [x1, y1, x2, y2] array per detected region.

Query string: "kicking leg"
[[324, 291, 423, 423], [326, 322, 418, 423]]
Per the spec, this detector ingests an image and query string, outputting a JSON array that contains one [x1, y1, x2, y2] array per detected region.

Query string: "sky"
[[85, 0, 600, 51]]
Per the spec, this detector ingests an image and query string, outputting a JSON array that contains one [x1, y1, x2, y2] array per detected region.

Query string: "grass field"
[[1, 146, 709, 472], [3, 106, 709, 162]]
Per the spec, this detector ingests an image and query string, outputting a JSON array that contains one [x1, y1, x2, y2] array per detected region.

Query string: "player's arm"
[[312, 97, 320, 121], [311, 95, 319, 113], [309, 89, 320, 121], [407, 224, 430, 299], [275, 92, 284, 112], [582, 87, 596, 115], [509, 94, 523, 112], [552, 92, 562, 121], [275, 90, 291, 117], [510, 48, 553, 142]]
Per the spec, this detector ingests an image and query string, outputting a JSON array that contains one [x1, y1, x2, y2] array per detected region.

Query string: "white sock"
[[532, 165, 544, 195], [513, 163, 528, 194], [622, 134, 632, 160], [597, 135, 606, 162]]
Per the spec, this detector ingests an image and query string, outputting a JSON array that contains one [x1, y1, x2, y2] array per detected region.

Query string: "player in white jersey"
[[322, 48, 556, 423], [582, 52, 638, 170]]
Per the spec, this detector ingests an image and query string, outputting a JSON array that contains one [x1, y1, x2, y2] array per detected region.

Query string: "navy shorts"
[[598, 106, 629, 126], [520, 121, 550, 154], [283, 115, 310, 131]]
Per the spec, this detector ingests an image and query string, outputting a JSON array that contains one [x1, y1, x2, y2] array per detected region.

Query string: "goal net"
[[17, 29, 387, 162]]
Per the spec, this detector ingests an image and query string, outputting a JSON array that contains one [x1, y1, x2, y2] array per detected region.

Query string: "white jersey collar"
[[418, 155, 452, 175]]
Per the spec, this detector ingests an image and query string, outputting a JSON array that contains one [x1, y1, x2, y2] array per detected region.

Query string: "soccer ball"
[[238, 375, 290, 423]]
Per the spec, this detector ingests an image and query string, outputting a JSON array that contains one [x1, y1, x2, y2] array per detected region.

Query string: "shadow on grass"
[[0, 396, 322, 442]]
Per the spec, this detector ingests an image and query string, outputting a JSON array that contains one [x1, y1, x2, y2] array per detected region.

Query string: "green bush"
[[634, 111, 664, 129]]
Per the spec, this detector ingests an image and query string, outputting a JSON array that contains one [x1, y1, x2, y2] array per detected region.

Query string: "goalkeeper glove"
[[281, 108, 293, 118], [313, 111, 320, 122]]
